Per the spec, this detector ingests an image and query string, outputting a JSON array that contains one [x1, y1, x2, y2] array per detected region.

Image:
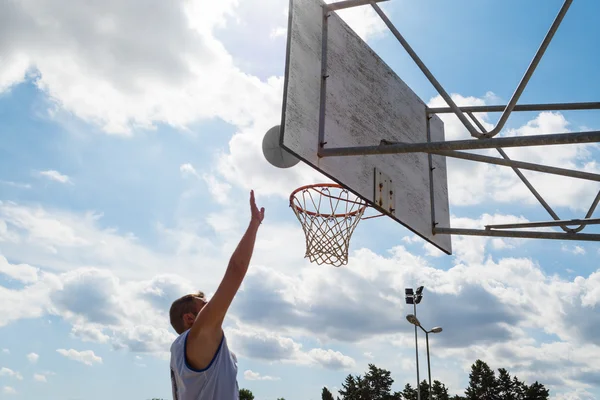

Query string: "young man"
[[168, 190, 265, 400]]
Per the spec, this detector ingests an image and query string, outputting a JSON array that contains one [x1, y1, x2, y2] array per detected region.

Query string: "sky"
[[1, 0, 600, 399]]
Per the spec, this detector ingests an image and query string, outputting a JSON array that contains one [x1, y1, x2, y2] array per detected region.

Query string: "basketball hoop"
[[290, 183, 368, 267]]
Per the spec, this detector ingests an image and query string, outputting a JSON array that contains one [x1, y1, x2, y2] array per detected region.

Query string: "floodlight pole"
[[406, 314, 443, 400], [405, 287, 424, 400], [414, 300, 420, 400], [425, 330, 432, 400]]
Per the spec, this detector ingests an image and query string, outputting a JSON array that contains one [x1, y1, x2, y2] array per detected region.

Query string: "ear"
[[183, 312, 196, 326]]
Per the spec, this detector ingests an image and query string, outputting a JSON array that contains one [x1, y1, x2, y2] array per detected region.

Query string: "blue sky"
[[1, 0, 600, 399]]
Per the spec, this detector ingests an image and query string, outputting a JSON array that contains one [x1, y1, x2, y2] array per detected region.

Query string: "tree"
[[524, 381, 549, 400], [338, 364, 401, 400], [339, 374, 361, 400], [465, 360, 500, 400], [364, 364, 396, 399], [497, 368, 516, 400], [322, 386, 335, 400], [239, 388, 255, 400], [431, 380, 450, 400], [332, 359, 549, 400], [512, 376, 527, 400], [419, 380, 430, 400], [401, 383, 417, 400]]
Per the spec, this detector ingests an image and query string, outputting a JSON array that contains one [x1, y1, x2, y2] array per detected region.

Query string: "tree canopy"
[[334, 359, 549, 400], [201, 359, 549, 400]]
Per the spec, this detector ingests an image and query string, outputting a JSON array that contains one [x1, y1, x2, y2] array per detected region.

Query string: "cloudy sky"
[[1, 0, 600, 399]]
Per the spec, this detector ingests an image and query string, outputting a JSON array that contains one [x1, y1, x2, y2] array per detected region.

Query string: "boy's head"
[[169, 291, 207, 334]]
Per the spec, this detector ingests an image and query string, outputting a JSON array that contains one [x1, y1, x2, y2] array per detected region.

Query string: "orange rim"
[[289, 183, 368, 218]]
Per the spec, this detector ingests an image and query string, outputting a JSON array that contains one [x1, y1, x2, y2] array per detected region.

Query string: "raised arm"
[[187, 190, 264, 356]]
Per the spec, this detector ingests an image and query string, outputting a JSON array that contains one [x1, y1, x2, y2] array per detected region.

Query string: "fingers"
[[250, 190, 265, 223]]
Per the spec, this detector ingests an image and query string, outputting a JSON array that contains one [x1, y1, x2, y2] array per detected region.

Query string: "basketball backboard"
[[279, 0, 452, 254]]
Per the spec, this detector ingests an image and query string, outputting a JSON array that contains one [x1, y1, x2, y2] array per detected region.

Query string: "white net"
[[290, 184, 368, 267]]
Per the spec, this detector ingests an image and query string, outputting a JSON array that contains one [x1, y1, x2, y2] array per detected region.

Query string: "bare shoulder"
[[185, 325, 224, 371]]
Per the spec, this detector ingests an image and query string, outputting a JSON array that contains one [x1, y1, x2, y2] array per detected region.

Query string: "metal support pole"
[[317, 130, 600, 157], [483, 0, 573, 138], [370, 3, 482, 138], [426, 115, 437, 233], [431, 149, 600, 182], [326, 0, 389, 12], [426, 332, 432, 400], [317, 6, 330, 151], [414, 301, 420, 400], [434, 227, 600, 241], [485, 218, 600, 230], [369, 0, 573, 139], [427, 101, 600, 114]]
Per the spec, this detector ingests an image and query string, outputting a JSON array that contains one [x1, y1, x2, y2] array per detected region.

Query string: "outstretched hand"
[[250, 190, 265, 226]]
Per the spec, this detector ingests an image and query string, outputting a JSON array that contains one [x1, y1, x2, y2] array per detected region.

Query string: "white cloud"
[[0, 367, 23, 380], [70, 324, 110, 344], [269, 27, 286, 38], [1, 349, 8, 354], [562, 244, 586, 255], [56, 349, 102, 366], [0, 203, 598, 394], [0, 263, 58, 328], [0, 255, 39, 284], [0, 0, 598, 397], [179, 163, 199, 178], [554, 388, 596, 400], [202, 174, 232, 205], [38, 170, 72, 184], [227, 324, 355, 370], [1, 180, 600, 393], [0, 0, 284, 136], [33, 373, 47, 383], [27, 353, 39, 364], [307, 348, 356, 370], [3, 386, 17, 395], [449, 213, 530, 265], [0, 180, 31, 189], [0, 201, 204, 280], [243, 370, 280, 381]]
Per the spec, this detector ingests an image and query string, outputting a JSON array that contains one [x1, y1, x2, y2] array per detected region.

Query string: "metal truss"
[[318, 0, 600, 241]]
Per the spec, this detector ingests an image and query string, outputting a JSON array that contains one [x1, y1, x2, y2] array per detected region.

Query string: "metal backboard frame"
[[282, 0, 600, 253], [280, 0, 452, 254]]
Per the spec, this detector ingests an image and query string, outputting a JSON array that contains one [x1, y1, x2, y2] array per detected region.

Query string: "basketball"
[[262, 125, 300, 168]]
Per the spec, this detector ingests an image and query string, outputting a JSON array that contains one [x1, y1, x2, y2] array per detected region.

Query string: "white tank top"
[[170, 329, 239, 400]]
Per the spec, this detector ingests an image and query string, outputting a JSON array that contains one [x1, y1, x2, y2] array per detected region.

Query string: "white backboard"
[[280, 0, 452, 255]]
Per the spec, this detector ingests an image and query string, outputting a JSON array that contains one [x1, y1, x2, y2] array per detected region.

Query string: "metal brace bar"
[[465, 111, 563, 227], [370, 2, 483, 139], [465, 111, 588, 234], [369, 1, 573, 139], [486, 218, 600, 230], [483, 0, 573, 138], [432, 149, 600, 182], [326, 0, 389, 12], [572, 190, 600, 233], [426, 114, 436, 233], [434, 227, 600, 242], [317, 4, 330, 151], [317, 130, 600, 157], [428, 102, 600, 114]]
